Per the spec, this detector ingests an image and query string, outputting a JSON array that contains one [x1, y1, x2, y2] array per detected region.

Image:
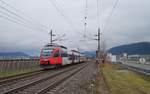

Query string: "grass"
[[0, 67, 41, 78], [102, 64, 150, 94]]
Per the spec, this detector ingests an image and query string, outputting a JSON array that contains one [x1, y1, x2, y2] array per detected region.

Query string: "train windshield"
[[42, 48, 53, 56]]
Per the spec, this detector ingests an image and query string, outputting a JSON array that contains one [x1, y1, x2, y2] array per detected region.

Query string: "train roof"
[[71, 50, 80, 53], [43, 43, 86, 55], [44, 43, 67, 49]]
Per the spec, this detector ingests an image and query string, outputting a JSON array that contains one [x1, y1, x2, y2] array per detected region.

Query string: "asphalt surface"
[[122, 62, 150, 76], [123, 63, 150, 71]]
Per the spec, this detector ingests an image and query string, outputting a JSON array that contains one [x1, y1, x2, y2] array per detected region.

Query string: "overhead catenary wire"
[[0, 10, 27, 24], [0, 0, 49, 31], [97, 0, 100, 28], [0, 9, 43, 32], [0, 15, 23, 26], [47, 0, 80, 34], [53, 0, 78, 31], [52, 0, 74, 27], [47, 0, 87, 38], [52, 0, 65, 14], [0, 14, 43, 32], [0, 6, 45, 31], [103, 0, 119, 32], [0, 11, 44, 32], [0, 0, 49, 30], [0, 5, 28, 23]]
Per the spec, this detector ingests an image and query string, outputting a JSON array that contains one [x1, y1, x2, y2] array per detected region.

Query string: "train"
[[40, 43, 87, 69]]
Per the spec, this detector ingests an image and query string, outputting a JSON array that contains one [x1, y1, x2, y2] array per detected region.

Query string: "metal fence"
[[119, 58, 150, 65], [0, 58, 40, 73]]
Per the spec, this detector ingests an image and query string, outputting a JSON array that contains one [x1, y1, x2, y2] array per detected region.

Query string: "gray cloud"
[[0, 0, 150, 55]]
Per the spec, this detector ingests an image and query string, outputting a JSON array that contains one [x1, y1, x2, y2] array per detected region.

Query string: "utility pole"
[[49, 29, 65, 44], [98, 28, 100, 60], [96, 0, 101, 63], [95, 28, 101, 63], [49, 29, 55, 44]]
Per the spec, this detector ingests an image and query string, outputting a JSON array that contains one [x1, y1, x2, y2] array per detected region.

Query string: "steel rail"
[[36, 63, 88, 94], [3, 63, 86, 94]]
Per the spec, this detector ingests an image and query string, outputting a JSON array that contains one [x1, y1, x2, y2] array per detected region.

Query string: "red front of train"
[[40, 44, 62, 68]]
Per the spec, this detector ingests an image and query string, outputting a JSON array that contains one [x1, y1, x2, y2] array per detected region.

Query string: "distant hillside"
[[83, 51, 96, 57], [0, 52, 29, 57], [108, 42, 150, 55]]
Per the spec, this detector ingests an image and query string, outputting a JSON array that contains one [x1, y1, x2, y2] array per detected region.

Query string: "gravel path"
[[49, 62, 97, 94]]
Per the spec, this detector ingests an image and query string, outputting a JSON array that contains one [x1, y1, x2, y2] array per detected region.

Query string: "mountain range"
[[108, 42, 150, 55], [0, 52, 29, 57], [83, 51, 96, 57]]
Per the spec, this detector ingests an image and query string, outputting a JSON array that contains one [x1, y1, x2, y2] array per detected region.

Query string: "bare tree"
[[100, 40, 107, 63]]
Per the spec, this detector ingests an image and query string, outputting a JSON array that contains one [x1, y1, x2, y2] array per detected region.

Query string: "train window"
[[68, 55, 72, 60], [69, 54, 75, 60], [42, 49, 53, 56], [54, 51, 59, 57], [62, 53, 68, 57], [61, 52, 68, 57]]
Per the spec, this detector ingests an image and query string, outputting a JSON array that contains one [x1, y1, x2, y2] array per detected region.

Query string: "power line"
[[97, 0, 100, 28], [47, 0, 71, 24], [0, 10, 39, 31], [0, 11, 45, 32], [47, 0, 81, 34], [0, 0, 48, 31], [52, 0, 76, 30], [0, 14, 43, 31], [103, 0, 119, 32], [0, 0, 48, 30], [0, 10, 27, 24], [0, 6, 45, 31], [0, 5, 28, 23], [0, 15, 23, 26], [52, 0, 65, 13], [53, 0, 78, 30]]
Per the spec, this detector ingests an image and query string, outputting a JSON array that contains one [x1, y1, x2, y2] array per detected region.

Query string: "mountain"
[[83, 51, 96, 57], [108, 42, 150, 55], [0, 52, 29, 57]]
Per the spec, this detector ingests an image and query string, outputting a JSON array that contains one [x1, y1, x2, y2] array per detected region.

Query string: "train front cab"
[[40, 48, 62, 69]]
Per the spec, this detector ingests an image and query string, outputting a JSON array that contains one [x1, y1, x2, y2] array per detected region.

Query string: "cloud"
[[0, 0, 150, 55]]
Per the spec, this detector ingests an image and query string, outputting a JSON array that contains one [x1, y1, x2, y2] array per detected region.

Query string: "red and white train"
[[40, 43, 87, 69]]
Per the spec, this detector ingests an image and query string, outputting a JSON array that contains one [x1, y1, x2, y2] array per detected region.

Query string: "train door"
[[53, 50, 62, 65], [61, 50, 69, 65], [72, 53, 75, 63]]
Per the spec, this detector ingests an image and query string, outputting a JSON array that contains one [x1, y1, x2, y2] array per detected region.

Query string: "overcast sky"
[[0, 0, 150, 55]]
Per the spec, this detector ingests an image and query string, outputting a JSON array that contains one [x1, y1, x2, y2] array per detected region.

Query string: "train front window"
[[42, 49, 53, 56]]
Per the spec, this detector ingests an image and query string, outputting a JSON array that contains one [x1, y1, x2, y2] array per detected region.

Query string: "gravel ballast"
[[49, 62, 97, 94]]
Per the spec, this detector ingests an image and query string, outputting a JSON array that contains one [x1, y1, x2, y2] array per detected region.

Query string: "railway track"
[[0, 63, 88, 94], [0, 70, 45, 87], [36, 63, 88, 94], [0, 70, 42, 80]]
